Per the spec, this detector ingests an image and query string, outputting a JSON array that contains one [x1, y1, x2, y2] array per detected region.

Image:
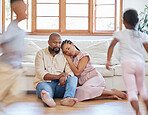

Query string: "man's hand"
[[58, 72, 71, 87], [59, 76, 67, 87]]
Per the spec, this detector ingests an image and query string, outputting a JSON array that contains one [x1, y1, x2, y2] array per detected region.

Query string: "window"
[[2, 0, 123, 35], [94, 0, 122, 33], [36, 0, 59, 30], [66, 0, 89, 30]]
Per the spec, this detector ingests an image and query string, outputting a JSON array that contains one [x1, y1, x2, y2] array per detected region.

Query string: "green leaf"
[[138, 5, 148, 34]]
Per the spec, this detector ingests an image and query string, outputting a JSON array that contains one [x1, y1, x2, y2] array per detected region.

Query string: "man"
[[34, 33, 78, 107], [0, 0, 26, 105]]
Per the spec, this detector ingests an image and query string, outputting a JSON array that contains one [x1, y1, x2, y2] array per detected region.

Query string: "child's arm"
[[106, 38, 119, 70], [143, 43, 148, 53]]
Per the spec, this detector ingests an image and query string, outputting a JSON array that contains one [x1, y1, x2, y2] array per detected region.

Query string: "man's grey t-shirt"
[[0, 21, 25, 68]]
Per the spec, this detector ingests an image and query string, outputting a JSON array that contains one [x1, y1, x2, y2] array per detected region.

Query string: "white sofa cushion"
[[74, 40, 119, 65], [22, 63, 115, 77], [93, 65, 114, 77], [22, 62, 35, 76], [23, 39, 41, 63], [31, 39, 49, 49], [113, 65, 122, 76]]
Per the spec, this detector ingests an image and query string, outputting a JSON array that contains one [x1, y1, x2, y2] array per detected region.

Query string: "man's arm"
[[35, 50, 70, 81], [44, 72, 69, 80]]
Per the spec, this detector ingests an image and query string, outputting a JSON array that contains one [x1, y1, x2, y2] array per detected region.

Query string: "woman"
[[61, 40, 127, 102]]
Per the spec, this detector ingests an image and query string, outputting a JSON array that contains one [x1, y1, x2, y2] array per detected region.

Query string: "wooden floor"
[[0, 94, 147, 115]]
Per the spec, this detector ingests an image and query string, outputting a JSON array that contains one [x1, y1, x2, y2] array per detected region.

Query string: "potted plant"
[[138, 5, 148, 34]]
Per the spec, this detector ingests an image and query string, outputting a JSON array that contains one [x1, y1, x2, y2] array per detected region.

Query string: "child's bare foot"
[[60, 97, 78, 107], [144, 100, 148, 113], [112, 89, 127, 99], [136, 111, 141, 115], [41, 90, 56, 107]]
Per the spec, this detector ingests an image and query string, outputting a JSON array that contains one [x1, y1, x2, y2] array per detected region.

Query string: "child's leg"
[[122, 62, 141, 114], [3, 68, 24, 105], [131, 101, 141, 115], [135, 63, 148, 111]]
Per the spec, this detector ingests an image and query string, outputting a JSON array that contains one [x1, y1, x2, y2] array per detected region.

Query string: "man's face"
[[48, 36, 62, 54]]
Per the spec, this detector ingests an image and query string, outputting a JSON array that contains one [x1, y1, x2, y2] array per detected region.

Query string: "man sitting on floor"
[[33, 33, 78, 107]]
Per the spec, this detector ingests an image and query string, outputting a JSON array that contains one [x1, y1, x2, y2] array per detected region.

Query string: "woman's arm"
[[64, 54, 89, 76], [106, 38, 119, 70]]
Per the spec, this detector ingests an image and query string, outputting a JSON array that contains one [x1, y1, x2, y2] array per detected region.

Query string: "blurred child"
[[0, 0, 27, 105], [106, 9, 148, 115]]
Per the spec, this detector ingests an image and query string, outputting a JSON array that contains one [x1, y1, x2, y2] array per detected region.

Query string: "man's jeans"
[[36, 76, 78, 100]]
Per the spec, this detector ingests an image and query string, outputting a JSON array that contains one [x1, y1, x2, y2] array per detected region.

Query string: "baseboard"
[[25, 90, 127, 95]]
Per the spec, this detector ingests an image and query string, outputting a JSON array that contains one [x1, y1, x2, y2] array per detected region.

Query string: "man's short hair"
[[10, 0, 23, 4], [49, 33, 61, 41]]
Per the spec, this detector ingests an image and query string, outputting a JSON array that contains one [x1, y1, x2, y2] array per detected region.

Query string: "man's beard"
[[51, 47, 60, 54]]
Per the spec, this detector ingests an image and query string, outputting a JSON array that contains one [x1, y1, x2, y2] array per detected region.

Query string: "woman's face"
[[62, 43, 75, 56]]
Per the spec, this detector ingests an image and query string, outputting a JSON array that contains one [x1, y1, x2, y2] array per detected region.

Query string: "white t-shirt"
[[113, 29, 148, 64], [0, 21, 25, 68]]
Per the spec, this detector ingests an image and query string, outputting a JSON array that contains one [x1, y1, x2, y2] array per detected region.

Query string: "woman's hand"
[[64, 54, 71, 61]]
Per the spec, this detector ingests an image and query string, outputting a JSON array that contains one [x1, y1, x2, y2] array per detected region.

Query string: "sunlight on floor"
[[0, 95, 147, 115], [0, 102, 44, 115]]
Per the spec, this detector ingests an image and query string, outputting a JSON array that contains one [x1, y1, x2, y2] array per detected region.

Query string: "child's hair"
[[49, 33, 61, 41], [61, 40, 80, 51], [10, 0, 23, 3], [123, 9, 138, 28]]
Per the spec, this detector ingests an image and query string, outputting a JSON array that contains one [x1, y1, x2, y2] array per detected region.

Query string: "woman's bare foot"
[[60, 97, 78, 107], [94, 95, 122, 100], [112, 89, 127, 99], [41, 90, 56, 107]]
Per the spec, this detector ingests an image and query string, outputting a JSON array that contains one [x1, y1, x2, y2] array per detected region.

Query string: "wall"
[[123, 0, 148, 14]]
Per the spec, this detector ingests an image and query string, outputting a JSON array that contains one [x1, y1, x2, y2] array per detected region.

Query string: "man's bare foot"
[[41, 90, 56, 107], [60, 97, 78, 107], [112, 89, 127, 99]]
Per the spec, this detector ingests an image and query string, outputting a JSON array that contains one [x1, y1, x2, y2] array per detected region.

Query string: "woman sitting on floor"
[[61, 40, 127, 101]]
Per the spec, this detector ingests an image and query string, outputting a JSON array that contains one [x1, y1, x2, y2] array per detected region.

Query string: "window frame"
[[94, 0, 117, 33], [2, 0, 123, 36]]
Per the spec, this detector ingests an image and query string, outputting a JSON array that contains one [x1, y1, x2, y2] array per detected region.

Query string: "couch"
[[22, 38, 148, 92]]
